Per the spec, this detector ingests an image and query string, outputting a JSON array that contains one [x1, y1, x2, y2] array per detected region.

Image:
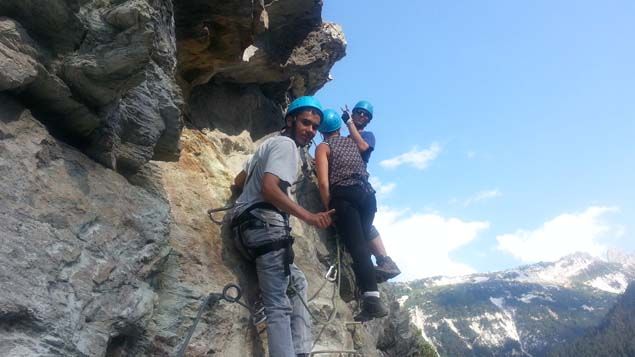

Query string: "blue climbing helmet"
[[318, 109, 341, 133], [287, 96, 324, 120], [353, 100, 374, 119]]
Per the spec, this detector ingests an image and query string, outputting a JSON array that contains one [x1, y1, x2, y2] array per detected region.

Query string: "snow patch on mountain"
[[518, 293, 539, 303], [586, 272, 629, 294], [468, 311, 517, 346], [411, 306, 434, 345], [547, 307, 559, 319], [518, 292, 555, 304], [429, 274, 490, 287], [485, 297, 522, 343], [490, 296, 505, 309], [511, 253, 594, 287], [443, 318, 467, 341], [472, 276, 490, 283], [486, 295, 536, 356], [398, 295, 409, 307]]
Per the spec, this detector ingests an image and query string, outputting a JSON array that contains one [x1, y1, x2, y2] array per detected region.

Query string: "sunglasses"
[[352, 109, 371, 118]]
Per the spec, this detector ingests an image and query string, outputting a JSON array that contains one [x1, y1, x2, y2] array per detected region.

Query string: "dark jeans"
[[330, 184, 378, 293]]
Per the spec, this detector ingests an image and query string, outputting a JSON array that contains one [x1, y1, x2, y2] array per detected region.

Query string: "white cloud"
[[462, 189, 502, 207], [374, 206, 490, 280], [369, 177, 396, 196], [496, 206, 620, 263], [380, 143, 441, 170]]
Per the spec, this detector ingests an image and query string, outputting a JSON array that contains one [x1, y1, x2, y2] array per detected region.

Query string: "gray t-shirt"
[[233, 135, 300, 225]]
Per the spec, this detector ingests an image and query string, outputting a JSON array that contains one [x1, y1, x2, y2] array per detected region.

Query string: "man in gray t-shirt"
[[233, 135, 301, 228], [231, 96, 334, 357]]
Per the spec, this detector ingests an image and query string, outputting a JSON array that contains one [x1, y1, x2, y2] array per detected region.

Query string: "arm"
[[230, 170, 247, 196], [315, 143, 331, 209], [347, 120, 370, 153], [261, 173, 334, 229], [233, 170, 247, 188], [231, 156, 252, 195]]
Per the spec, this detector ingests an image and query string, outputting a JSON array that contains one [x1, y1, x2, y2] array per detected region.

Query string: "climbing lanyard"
[[286, 237, 343, 350], [207, 203, 236, 224]]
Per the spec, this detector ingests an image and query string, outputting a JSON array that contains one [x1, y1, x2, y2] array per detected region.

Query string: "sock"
[[363, 291, 380, 298]]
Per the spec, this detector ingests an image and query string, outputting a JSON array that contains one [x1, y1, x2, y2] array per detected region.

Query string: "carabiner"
[[325, 265, 337, 282]]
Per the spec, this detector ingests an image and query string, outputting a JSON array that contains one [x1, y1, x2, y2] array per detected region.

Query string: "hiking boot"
[[354, 296, 389, 322], [375, 256, 401, 283]]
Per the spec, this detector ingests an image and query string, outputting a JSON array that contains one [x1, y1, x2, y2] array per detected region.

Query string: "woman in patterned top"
[[314, 109, 388, 322]]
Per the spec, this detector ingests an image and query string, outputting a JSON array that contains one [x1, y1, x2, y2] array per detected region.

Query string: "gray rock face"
[[188, 81, 284, 140], [0, 94, 172, 356], [0, 0, 347, 173], [0, 1, 83, 54], [175, 0, 346, 135], [0, 0, 183, 174], [0, 18, 39, 91], [87, 62, 183, 173]]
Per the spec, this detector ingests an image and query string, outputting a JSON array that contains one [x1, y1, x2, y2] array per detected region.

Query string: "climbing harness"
[[231, 202, 296, 276]]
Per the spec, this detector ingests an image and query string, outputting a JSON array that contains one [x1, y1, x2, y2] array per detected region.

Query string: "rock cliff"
[[1, 1, 427, 356]]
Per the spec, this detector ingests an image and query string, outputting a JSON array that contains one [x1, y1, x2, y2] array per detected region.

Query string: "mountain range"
[[391, 252, 635, 356]]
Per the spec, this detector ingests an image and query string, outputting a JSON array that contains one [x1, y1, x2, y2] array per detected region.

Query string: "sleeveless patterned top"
[[324, 135, 371, 191]]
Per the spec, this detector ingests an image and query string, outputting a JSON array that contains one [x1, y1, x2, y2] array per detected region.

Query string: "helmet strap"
[[282, 116, 305, 147]]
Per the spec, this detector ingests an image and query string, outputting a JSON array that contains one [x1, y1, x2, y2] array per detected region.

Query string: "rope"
[[310, 237, 342, 349], [285, 236, 343, 350]]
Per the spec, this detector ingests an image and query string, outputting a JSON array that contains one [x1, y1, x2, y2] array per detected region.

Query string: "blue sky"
[[316, 1, 635, 280]]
